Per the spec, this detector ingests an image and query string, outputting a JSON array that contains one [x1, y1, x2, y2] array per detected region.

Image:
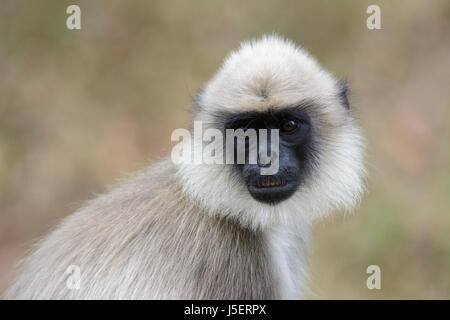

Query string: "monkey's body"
[[6, 36, 365, 299], [6, 160, 310, 299]]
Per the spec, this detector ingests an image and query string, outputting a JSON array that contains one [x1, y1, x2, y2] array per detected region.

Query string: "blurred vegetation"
[[1, 0, 450, 298]]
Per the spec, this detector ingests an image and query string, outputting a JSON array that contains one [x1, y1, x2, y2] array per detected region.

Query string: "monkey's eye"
[[280, 120, 299, 132]]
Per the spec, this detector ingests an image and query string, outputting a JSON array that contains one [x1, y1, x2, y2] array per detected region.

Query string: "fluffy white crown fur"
[[177, 35, 366, 231]]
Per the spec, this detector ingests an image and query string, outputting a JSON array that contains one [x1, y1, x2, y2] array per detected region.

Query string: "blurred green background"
[[1, 0, 450, 299]]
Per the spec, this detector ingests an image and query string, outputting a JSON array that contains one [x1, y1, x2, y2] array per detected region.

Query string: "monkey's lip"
[[247, 179, 299, 204]]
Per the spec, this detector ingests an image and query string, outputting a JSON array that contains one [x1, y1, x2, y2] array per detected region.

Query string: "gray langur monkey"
[[5, 35, 366, 299]]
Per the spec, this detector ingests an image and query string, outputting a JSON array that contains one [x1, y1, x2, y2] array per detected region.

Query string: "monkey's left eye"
[[280, 120, 299, 132]]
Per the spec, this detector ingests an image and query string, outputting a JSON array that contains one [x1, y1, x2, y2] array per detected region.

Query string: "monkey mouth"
[[247, 177, 299, 204], [255, 179, 286, 188]]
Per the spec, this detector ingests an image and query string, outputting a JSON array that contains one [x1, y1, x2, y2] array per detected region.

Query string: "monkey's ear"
[[339, 82, 350, 110]]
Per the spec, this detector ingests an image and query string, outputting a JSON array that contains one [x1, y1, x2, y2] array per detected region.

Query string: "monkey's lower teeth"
[[259, 181, 283, 188]]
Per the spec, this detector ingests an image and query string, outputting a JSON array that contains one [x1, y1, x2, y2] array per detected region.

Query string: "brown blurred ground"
[[1, 0, 450, 298]]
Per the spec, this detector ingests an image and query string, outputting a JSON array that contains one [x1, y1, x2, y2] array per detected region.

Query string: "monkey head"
[[177, 35, 366, 230]]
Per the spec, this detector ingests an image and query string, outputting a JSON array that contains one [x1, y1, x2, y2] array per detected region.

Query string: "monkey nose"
[[257, 150, 278, 168]]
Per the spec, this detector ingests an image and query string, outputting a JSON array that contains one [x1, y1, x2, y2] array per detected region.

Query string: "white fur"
[[265, 223, 312, 299]]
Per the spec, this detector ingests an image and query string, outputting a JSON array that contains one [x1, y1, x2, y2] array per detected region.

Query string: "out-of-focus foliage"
[[1, 0, 449, 298]]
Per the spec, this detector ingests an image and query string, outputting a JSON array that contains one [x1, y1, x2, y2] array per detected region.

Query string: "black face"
[[224, 107, 315, 205]]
